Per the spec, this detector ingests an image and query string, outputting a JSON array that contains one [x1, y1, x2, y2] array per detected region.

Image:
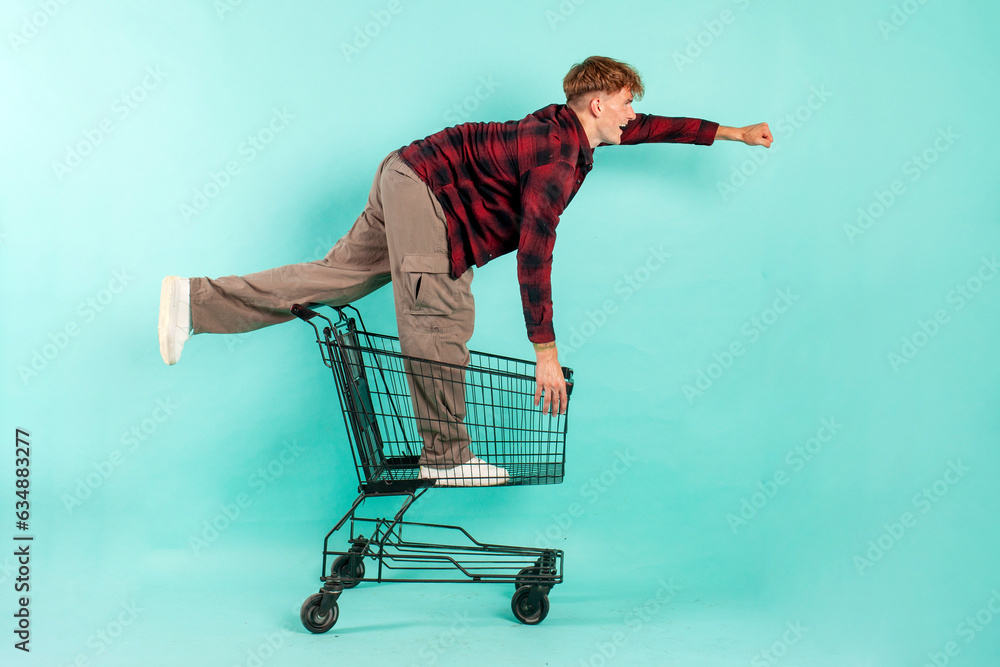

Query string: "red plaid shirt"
[[398, 104, 718, 344]]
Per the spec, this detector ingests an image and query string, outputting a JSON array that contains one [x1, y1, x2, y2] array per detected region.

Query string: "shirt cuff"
[[696, 120, 720, 146], [526, 323, 556, 345]]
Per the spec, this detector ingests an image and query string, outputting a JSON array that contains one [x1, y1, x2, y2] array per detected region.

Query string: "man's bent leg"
[[379, 153, 476, 468], [396, 272, 475, 468]]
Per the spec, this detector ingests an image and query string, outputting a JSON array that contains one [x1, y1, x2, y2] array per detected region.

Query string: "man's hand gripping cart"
[[291, 304, 574, 632]]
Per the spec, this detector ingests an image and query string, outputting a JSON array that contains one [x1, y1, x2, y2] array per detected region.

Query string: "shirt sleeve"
[[616, 114, 719, 146], [517, 161, 576, 344]]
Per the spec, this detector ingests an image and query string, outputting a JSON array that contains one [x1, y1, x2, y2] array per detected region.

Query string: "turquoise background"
[[3, 0, 999, 665]]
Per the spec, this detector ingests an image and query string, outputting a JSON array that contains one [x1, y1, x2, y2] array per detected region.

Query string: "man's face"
[[597, 86, 637, 144]]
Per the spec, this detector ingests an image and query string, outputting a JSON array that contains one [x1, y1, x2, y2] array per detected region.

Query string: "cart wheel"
[[515, 566, 539, 592], [511, 586, 549, 625], [331, 555, 365, 588], [300, 593, 339, 634]]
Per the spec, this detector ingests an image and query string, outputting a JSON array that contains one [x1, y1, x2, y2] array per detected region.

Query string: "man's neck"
[[567, 105, 601, 149]]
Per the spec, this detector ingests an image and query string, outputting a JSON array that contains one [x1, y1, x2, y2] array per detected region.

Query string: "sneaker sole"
[[158, 276, 181, 365], [420, 474, 510, 487], [427, 479, 509, 487]]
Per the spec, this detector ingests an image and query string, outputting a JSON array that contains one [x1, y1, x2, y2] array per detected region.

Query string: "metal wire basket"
[[293, 303, 573, 492]]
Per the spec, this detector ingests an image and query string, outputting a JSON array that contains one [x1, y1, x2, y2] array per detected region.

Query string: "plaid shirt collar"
[[565, 106, 595, 170]]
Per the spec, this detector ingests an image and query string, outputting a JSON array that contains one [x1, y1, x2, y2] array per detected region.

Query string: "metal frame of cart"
[[291, 304, 573, 632]]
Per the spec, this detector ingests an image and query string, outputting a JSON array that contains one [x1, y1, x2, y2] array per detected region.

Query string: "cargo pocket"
[[401, 254, 460, 319]]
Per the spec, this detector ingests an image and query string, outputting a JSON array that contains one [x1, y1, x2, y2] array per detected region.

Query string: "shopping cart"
[[291, 304, 574, 632]]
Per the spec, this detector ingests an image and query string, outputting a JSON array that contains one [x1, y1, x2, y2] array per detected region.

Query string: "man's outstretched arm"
[[715, 123, 773, 148]]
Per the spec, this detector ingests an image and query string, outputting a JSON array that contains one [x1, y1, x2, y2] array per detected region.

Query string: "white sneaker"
[[419, 457, 510, 487], [158, 276, 192, 365]]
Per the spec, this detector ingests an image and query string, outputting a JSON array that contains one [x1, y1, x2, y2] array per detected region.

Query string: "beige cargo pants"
[[189, 150, 475, 468]]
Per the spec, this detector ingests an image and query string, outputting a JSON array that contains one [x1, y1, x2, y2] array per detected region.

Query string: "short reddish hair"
[[563, 56, 645, 106]]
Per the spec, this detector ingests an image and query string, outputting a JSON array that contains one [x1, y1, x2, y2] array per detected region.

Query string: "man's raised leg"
[[158, 151, 398, 362]]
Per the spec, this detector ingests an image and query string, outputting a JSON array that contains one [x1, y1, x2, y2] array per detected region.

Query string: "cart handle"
[[291, 304, 320, 321], [292, 303, 360, 327]]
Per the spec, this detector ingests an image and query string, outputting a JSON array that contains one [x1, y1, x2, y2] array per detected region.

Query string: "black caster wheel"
[[515, 566, 539, 591], [511, 586, 550, 625], [331, 555, 365, 588], [515, 566, 553, 594], [300, 593, 338, 634]]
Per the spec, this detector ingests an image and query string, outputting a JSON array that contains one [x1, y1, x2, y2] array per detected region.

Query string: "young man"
[[159, 56, 772, 486]]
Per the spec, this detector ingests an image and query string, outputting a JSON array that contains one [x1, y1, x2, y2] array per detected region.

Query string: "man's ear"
[[589, 95, 602, 118]]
